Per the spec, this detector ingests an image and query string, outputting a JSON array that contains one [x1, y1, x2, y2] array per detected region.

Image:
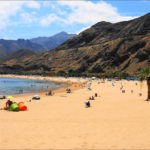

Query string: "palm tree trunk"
[[147, 77, 150, 100]]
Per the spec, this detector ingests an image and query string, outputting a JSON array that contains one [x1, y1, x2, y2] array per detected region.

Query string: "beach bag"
[[18, 102, 27, 111], [9, 103, 20, 111], [20, 105, 27, 111], [18, 102, 24, 108]]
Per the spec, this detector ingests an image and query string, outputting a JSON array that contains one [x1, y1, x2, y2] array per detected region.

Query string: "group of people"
[[2, 99, 27, 111], [120, 82, 143, 97], [19, 89, 23, 94], [85, 93, 98, 108], [66, 88, 71, 93]]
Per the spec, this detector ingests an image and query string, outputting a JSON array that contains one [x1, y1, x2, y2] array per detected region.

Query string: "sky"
[[0, 0, 150, 40]]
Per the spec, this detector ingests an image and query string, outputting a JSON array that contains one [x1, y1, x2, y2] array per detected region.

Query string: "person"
[[95, 93, 98, 97], [66, 88, 69, 93], [122, 90, 125, 93], [139, 93, 142, 96], [91, 96, 95, 100], [68, 89, 71, 93], [89, 96, 92, 100], [4, 100, 13, 110], [85, 101, 90, 108], [112, 83, 115, 87], [48, 90, 52, 96], [66, 88, 71, 93], [19, 89, 23, 94], [88, 83, 92, 90]]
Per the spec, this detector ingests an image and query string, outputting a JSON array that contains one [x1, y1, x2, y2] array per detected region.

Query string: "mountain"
[[0, 39, 45, 57], [1, 13, 150, 74], [0, 49, 37, 65], [30, 32, 76, 50], [0, 32, 76, 57]]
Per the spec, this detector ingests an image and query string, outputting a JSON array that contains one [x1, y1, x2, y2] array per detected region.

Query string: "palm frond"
[[139, 66, 150, 80]]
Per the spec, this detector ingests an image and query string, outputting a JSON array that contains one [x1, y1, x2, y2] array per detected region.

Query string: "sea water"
[[0, 77, 63, 95]]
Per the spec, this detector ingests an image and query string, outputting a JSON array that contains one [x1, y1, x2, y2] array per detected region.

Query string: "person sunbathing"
[[4, 100, 13, 110]]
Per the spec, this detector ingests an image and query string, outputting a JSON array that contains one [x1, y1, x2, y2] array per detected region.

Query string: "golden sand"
[[0, 75, 150, 149]]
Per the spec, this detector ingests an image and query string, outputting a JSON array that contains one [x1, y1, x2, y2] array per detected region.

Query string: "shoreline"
[[0, 74, 85, 98]]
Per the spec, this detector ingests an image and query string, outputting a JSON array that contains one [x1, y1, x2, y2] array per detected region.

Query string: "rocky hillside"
[[0, 13, 150, 74], [0, 49, 37, 64]]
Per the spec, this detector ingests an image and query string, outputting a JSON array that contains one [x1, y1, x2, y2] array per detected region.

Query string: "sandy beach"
[[0, 75, 150, 149]]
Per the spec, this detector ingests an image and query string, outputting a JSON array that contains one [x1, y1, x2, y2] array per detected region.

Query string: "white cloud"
[[0, 1, 24, 30], [25, 1, 40, 9], [43, 1, 55, 8], [43, 1, 50, 7], [0, 0, 138, 36], [40, 14, 60, 26], [58, 1, 136, 24], [20, 12, 37, 24], [0, 1, 41, 31]]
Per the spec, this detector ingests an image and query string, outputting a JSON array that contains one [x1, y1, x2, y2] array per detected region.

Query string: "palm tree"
[[139, 67, 150, 101]]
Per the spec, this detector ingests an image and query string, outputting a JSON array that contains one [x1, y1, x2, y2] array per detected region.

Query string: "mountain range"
[[0, 13, 150, 74], [0, 32, 76, 57], [30, 31, 76, 51]]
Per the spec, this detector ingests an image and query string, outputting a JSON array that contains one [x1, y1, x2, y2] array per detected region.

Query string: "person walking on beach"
[[95, 93, 98, 97], [88, 83, 92, 90]]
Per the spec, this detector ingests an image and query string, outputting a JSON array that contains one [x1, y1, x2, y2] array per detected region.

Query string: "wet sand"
[[0, 75, 150, 149]]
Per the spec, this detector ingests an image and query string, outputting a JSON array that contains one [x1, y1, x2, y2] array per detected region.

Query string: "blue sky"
[[0, 0, 150, 39]]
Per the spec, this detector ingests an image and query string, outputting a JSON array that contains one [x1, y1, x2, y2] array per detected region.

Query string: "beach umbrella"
[[32, 95, 40, 100], [6, 96, 14, 99], [33, 95, 40, 98]]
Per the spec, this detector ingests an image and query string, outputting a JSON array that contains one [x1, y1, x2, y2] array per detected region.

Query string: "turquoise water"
[[0, 78, 63, 95]]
